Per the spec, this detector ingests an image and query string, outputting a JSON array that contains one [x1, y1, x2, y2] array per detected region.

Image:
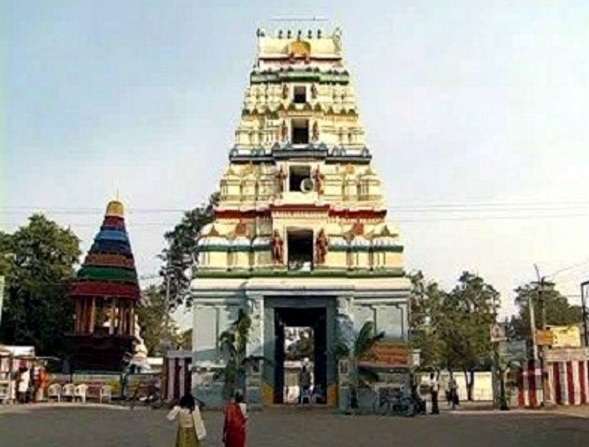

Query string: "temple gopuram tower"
[[191, 27, 411, 407], [68, 199, 141, 372]]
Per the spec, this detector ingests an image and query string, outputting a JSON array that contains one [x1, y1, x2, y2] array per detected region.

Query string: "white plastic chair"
[[0, 381, 9, 404], [74, 384, 88, 403], [62, 383, 75, 401], [99, 384, 112, 403], [47, 383, 62, 403]]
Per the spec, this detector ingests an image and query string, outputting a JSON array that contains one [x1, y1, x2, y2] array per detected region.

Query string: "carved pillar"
[[245, 295, 264, 405], [89, 297, 96, 334], [109, 299, 116, 335]]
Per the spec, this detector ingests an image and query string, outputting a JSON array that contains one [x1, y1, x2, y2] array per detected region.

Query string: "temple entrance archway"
[[263, 297, 336, 406]]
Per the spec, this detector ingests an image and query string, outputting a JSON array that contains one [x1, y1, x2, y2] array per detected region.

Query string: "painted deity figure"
[[312, 167, 325, 195], [282, 84, 289, 100], [271, 230, 284, 265], [315, 229, 329, 265], [333, 27, 343, 55], [311, 83, 318, 100], [280, 120, 288, 142], [274, 166, 286, 196], [312, 121, 319, 142]]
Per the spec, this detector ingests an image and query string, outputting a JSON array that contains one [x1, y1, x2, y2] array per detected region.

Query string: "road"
[[0, 406, 588, 447]]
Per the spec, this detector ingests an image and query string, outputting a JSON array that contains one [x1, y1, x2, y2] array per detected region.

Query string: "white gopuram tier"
[[191, 27, 410, 409]]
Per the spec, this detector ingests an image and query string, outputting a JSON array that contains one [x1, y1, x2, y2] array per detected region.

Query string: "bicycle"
[[373, 387, 416, 417]]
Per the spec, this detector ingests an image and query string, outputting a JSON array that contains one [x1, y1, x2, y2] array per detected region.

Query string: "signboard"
[[359, 342, 411, 368], [490, 323, 507, 343], [0, 346, 35, 358], [545, 347, 589, 363], [338, 359, 351, 386], [548, 325, 581, 348], [411, 349, 421, 367], [535, 330, 554, 346]]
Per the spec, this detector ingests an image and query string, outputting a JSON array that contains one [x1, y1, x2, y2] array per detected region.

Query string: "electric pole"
[[581, 280, 589, 347], [534, 265, 553, 406]]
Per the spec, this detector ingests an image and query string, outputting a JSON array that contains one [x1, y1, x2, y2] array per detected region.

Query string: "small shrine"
[[67, 199, 141, 372], [191, 27, 411, 408]]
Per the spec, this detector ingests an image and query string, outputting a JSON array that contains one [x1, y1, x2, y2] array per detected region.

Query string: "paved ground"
[[1, 405, 588, 447]]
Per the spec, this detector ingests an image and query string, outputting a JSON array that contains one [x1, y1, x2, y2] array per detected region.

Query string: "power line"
[[2, 212, 589, 228], [549, 260, 589, 278], [2, 200, 589, 214]]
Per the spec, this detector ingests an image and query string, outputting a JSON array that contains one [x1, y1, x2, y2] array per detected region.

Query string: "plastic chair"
[[62, 383, 75, 401], [300, 388, 312, 404], [74, 384, 88, 403], [47, 383, 62, 403], [99, 384, 112, 403]]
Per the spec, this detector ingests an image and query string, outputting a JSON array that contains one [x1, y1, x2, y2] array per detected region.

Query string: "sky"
[[2, 1, 589, 327]]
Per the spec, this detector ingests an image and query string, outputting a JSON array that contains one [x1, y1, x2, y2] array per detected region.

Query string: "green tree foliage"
[[135, 285, 188, 355], [508, 282, 583, 340], [0, 214, 80, 356], [409, 271, 499, 400], [408, 271, 448, 371], [334, 321, 384, 410], [443, 272, 499, 400], [160, 193, 218, 309]]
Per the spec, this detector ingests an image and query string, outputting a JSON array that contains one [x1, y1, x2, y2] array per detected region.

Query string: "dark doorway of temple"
[[273, 307, 327, 404]]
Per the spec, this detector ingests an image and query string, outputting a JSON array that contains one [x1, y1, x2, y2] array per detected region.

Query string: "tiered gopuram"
[[68, 199, 141, 372], [191, 27, 411, 408]]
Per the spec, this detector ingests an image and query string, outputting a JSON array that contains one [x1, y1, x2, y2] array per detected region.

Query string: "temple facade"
[[191, 27, 411, 407]]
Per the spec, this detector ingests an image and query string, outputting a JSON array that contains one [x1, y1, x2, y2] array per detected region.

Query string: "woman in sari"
[[167, 393, 207, 447], [223, 391, 248, 447]]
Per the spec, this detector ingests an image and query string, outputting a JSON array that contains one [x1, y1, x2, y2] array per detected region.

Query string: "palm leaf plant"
[[492, 348, 521, 411], [334, 321, 384, 410]]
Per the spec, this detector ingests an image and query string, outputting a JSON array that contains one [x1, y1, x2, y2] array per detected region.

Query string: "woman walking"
[[167, 393, 207, 447], [223, 391, 248, 447]]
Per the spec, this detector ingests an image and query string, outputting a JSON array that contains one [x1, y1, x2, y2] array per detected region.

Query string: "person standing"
[[18, 367, 30, 404], [223, 391, 248, 447], [449, 376, 459, 410], [429, 372, 439, 415], [167, 393, 207, 447]]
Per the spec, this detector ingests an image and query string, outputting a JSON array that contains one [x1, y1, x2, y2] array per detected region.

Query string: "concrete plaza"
[[0, 405, 588, 447]]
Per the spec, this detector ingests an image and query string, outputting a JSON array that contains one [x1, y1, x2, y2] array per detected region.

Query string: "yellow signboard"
[[535, 330, 554, 346], [548, 325, 581, 348]]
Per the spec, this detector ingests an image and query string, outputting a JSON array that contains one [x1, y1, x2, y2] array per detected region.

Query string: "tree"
[[443, 272, 499, 400], [135, 285, 187, 355], [334, 321, 384, 411], [408, 271, 448, 371], [0, 214, 80, 356], [409, 270, 501, 400], [508, 282, 583, 340], [160, 193, 218, 309], [216, 308, 267, 400]]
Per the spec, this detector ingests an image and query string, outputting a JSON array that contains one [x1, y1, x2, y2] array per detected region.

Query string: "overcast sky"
[[3, 1, 589, 326]]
